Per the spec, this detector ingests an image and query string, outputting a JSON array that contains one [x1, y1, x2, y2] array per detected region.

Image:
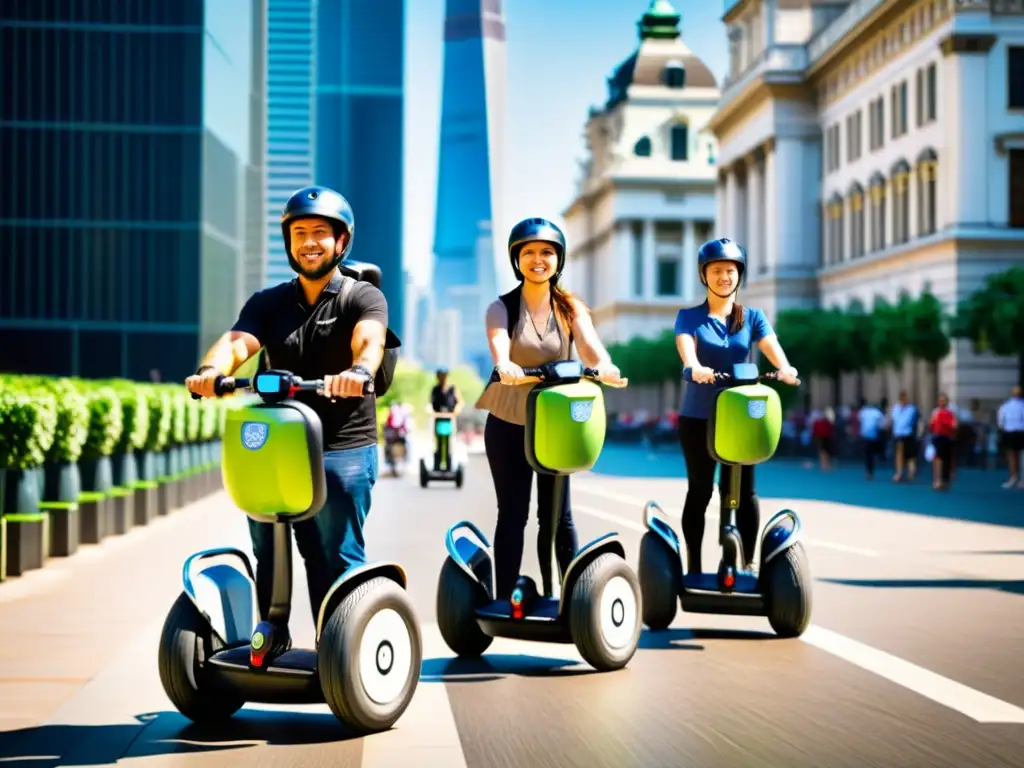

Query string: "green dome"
[[638, 0, 681, 40]]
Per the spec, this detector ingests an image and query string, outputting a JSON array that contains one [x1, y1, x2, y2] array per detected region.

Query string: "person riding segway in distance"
[[674, 238, 799, 576], [429, 367, 463, 467], [185, 185, 390, 656]]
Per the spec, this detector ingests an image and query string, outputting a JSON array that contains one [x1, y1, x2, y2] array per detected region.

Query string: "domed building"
[[562, 0, 721, 344]]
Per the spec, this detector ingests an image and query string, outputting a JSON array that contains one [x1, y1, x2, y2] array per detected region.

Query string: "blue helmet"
[[696, 238, 746, 286], [281, 186, 355, 274], [507, 217, 566, 281]]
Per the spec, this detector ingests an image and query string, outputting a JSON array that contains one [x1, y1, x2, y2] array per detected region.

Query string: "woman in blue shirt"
[[674, 238, 799, 576]]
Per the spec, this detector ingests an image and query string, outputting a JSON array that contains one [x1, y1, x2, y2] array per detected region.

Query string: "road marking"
[[574, 483, 879, 557], [801, 625, 1024, 724], [362, 622, 467, 768]]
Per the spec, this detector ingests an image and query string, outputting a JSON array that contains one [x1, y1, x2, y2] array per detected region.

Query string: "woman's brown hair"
[[728, 301, 746, 334], [550, 281, 580, 334]]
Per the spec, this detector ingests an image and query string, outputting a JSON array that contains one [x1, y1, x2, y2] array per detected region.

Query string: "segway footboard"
[[182, 547, 258, 647]]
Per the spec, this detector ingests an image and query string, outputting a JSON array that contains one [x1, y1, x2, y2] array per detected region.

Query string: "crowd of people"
[[608, 385, 1024, 492]]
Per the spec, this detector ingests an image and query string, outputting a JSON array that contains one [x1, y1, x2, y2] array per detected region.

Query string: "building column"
[[763, 140, 777, 272], [681, 220, 695, 301], [906, 168, 919, 241], [940, 33, 994, 227], [614, 221, 634, 302], [724, 165, 741, 241], [762, 0, 775, 50], [771, 136, 814, 270], [642, 219, 656, 300], [745, 151, 764, 274], [715, 171, 727, 237]]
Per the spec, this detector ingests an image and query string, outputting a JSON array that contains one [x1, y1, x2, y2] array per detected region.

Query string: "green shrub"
[[165, 386, 187, 445], [185, 394, 201, 442], [0, 379, 58, 469], [199, 399, 219, 441], [41, 379, 90, 463], [103, 380, 151, 453], [143, 387, 173, 452], [79, 382, 124, 459]]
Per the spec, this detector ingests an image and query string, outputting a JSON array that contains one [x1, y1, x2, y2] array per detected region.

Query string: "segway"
[[638, 362, 812, 637], [419, 411, 464, 488], [159, 370, 422, 734], [436, 360, 641, 672]]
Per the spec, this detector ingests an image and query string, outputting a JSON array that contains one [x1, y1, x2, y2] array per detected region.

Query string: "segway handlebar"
[[191, 369, 373, 402], [488, 359, 627, 387], [682, 362, 800, 386]]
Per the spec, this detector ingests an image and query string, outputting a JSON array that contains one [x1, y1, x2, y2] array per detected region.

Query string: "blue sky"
[[402, 0, 729, 286]]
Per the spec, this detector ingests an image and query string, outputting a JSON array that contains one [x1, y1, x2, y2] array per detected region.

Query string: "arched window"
[[634, 136, 652, 157], [847, 182, 865, 258], [890, 159, 911, 245], [869, 172, 887, 251], [824, 192, 845, 265], [670, 123, 689, 161], [916, 147, 938, 235]]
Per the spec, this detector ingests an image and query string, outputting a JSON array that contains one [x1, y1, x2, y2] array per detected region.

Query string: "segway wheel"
[[638, 532, 681, 630], [319, 576, 422, 734], [454, 465, 464, 489], [158, 592, 244, 723], [419, 459, 428, 488], [568, 554, 641, 672], [437, 557, 493, 657], [762, 542, 812, 638]]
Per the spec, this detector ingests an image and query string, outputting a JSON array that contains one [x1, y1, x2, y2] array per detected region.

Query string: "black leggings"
[[677, 416, 760, 573], [485, 413, 579, 599]]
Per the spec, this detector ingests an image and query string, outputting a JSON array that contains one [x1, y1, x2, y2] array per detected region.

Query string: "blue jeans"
[[248, 444, 378, 625]]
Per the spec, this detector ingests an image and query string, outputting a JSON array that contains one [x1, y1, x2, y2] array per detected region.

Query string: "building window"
[[923, 63, 937, 123], [634, 136, 652, 157], [846, 110, 862, 162], [869, 175, 887, 251], [891, 81, 908, 138], [891, 161, 911, 244], [1010, 149, 1024, 228], [824, 195, 844, 265], [630, 223, 644, 297], [825, 123, 841, 174], [670, 124, 689, 161], [869, 97, 885, 151], [1007, 47, 1024, 109], [849, 185, 865, 258], [664, 63, 686, 88], [917, 148, 938, 235], [656, 258, 680, 296]]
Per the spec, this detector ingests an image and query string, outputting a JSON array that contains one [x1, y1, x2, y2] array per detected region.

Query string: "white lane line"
[[361, 622, 467, 768], [574, 483, 879, 557], [801, 625, 1024, 724]]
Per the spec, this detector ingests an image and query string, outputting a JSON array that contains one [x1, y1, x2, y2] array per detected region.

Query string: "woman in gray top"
[[476, 217, 626, 601]]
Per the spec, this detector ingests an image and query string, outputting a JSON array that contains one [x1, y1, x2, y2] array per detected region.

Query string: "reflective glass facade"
[[266, 0, 317, 286], [316, 0, 405, 337], [0, 0, 263, 380], [432, 0, 503, 376]]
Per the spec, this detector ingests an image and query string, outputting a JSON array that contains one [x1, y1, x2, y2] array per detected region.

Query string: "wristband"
[[195, 365, 216, 376], [350, 364, 372, 379]]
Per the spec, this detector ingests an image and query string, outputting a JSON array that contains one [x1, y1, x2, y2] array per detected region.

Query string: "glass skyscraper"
[[315, 0, 405, 338], [432, 0, 505, 377], [0, 0, 265, 381], [266, 0, 317, 286]]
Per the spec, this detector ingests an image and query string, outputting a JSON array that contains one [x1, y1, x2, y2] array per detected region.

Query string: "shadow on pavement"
[[822, 577, 1024, 597], [0, 709, 358, 766], [420, 653, 585, 683], [590, 445, 1024, 529], [638, 627, 774, 650]]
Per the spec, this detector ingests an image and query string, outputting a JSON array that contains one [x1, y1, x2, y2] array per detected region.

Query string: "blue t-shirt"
[[674, 302, 775, 419]]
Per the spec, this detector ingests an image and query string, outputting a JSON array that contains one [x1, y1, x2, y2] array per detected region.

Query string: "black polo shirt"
[[230, 269, 388, 452]]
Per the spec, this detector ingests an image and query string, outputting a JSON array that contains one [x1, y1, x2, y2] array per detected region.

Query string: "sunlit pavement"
[[1, 440, 1023, 767]]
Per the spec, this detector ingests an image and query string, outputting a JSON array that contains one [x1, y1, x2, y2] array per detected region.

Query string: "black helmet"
[[436, 367, 448, 376], [507, 218, 566, 281], [281, 186, 355, 276], [697, 238, 746, 288]]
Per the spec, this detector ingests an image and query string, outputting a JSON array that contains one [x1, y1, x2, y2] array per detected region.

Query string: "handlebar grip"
[[213, 376, 238, 396]]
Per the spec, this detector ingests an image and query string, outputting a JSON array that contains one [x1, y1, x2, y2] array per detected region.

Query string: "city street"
[[1, 441, 1023, 767]]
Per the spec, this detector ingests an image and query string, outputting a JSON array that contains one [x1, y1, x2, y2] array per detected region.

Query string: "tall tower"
[[432, 0, 506, 377], [316, 0, 406, 337], [265, 0, 317, 287]]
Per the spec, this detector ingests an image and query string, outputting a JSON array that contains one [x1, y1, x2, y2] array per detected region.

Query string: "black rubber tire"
[[762, 542, 812, 638], [436, 557, 493, 657], [568, 554, 641, 672], [318, 576, 422, 734], [158, 592, 244, 723], [455, 465, 464, 488], [419, 459, 428, 488], [638, 531, 680, 630]]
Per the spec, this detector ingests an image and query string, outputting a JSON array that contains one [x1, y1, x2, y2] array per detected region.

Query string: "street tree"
[[951, 266, 1024, 386]]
